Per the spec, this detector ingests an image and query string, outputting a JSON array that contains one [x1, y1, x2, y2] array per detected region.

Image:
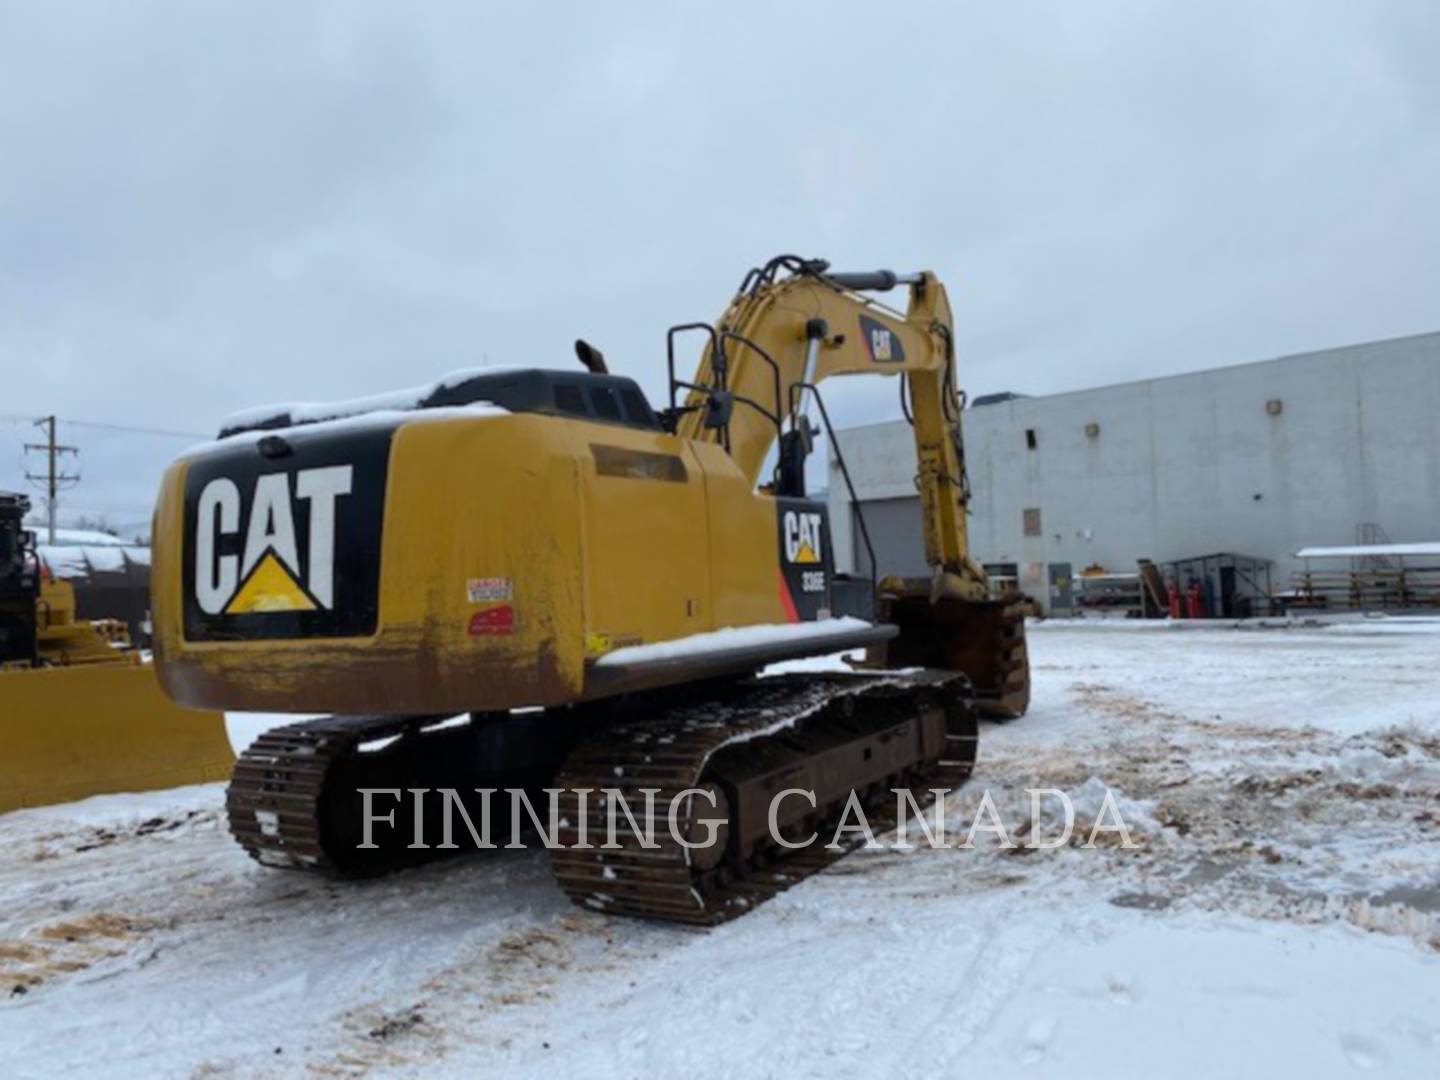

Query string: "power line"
[[42, 500, 157, 516], [24, 416, 80, 545], [58, 418, 208, 439], [0, 413, 207, 439]]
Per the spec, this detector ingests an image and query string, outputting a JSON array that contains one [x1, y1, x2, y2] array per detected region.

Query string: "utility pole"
[[24, 416, 80, 545]]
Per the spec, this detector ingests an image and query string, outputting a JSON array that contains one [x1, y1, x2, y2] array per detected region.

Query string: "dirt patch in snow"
[[1, 911, 157, 994], [960, 678, 1440, 951], [71, 810, 213, 854], [305, 916, 612, 1076]]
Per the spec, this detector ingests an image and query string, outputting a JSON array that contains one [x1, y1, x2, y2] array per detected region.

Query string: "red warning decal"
[[468, 605, 515, 636], [776, 568, 800, 624]]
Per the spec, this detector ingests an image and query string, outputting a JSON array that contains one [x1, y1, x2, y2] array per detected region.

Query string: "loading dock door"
[[1049, 562, 1074, 612], [852, 497, 928, 579]]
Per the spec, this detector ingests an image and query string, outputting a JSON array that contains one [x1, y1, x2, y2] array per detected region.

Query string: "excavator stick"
[[0, 661, 234, 814], [871, 580, 1030, 720]]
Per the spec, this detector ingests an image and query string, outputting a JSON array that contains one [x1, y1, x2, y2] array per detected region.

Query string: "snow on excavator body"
[[0, 493, 233, 814]]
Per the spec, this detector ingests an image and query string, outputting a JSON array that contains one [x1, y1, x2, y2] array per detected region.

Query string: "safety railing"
[[788, 381, 877, 593]]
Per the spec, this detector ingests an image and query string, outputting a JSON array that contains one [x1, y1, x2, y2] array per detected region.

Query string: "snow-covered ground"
[[2, 619, 1438, 1078]]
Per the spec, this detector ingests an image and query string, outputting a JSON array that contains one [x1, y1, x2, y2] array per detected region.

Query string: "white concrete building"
[[827, 331, 1440, 612]]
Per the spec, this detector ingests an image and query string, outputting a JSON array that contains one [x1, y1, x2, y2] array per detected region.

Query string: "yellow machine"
[[0, 494, 233, 814], [151, 256, 1029, 922]]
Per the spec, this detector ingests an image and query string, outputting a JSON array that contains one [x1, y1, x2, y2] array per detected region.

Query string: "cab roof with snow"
[[218, 368, 661, 439]]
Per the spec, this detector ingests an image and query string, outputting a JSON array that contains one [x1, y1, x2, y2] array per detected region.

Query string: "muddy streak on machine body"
[[149, 256, 1030, 922]]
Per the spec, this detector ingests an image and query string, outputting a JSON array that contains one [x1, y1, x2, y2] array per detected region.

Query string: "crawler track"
[[549, 671, 977, 924], [227, 714, 434, 873], [226, 670, 978, 925], [227, 711, 565, 875]]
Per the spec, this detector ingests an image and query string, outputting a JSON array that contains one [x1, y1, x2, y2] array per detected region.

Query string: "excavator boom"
[[674, 256, 1028, 715], [677, 258, 982, 584]]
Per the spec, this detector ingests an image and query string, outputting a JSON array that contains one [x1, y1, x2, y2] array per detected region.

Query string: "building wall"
[[828, 332, 1440, 608]]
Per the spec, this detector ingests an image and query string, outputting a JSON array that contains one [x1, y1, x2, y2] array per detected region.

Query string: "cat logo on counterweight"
[[194, 465, 353, 615]]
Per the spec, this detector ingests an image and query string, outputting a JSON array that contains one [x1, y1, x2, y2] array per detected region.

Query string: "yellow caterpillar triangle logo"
[[793, 541, 819, 564], [225, 552, 318, 614]]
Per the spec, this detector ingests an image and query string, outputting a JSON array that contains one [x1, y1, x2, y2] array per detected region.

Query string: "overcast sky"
[[2, 2, 1436, 531]]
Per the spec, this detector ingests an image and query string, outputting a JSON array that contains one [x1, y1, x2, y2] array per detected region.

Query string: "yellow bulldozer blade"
[[0, 662, 234, 814]]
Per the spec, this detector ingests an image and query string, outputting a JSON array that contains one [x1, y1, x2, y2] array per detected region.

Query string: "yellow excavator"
[[150, 256, 1029, 923], [0, 493, 233, 814]]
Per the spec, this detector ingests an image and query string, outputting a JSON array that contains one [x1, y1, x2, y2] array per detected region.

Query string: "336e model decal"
[[775, 498, 832, 621]]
